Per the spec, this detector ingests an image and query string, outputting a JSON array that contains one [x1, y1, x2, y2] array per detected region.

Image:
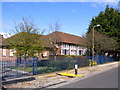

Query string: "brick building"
[[46, 31, 87, 56], [0, 34, 16, 61], [0, 31, 87, 61]]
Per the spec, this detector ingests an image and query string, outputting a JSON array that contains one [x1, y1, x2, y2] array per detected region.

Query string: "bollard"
[[75, 64, 78, 75]]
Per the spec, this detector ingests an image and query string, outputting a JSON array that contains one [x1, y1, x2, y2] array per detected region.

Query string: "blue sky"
[[1, 1, 119, 38]]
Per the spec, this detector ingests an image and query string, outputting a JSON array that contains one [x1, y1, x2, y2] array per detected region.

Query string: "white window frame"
[[2, 49, 7, 56], [9, 49, 14, 57], [61, 49, 69, 55]]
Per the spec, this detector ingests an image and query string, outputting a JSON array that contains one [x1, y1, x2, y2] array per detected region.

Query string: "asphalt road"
[[59, 66, 118, 88]]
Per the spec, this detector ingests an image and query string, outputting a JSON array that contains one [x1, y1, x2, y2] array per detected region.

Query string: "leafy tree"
[[85, 31, 118, 55], [87, 5, 120, 59], [88, 5, 120, 35], [5, 17, 47, 58]]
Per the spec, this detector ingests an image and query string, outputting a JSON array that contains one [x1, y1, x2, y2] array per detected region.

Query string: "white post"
[[75, 64, 78, 75]]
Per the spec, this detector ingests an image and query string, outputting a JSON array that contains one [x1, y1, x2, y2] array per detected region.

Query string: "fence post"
[[16, 57, 19, 67], [16, 58, 19, 77], [32, 57, 38, 75]]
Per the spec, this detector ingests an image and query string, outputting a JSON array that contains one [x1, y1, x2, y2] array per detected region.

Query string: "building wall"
[[0, 48, 2, 60], [60, 43, 87, 56], [0, 48, 50, 61], [0, 48, 16, 61], [0, 45, 87, 61], [0, 44, 87, 61]]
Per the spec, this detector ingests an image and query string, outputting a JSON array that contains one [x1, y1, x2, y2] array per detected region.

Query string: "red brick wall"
[[0, 49, 50, 61], [0, 49, 16, 61]]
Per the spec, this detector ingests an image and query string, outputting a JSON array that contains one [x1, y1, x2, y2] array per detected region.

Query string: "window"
[[2, 49, 6, 56], [62, 44, 65, 48], [62, 44, 69, 48], [10, 49, 14, 56], [43, 51, 48, 57], [50, 51, 54, 55], [79, 50, 82, 55], [62, 49, 69, 55], [70, 50, 77, 55], [34, 51, 38, 57]]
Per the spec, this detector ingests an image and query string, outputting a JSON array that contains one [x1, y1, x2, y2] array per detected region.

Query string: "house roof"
[[2, 32, 51, 49], [46, 31, 85, 45], [1, 31, 85, 48]]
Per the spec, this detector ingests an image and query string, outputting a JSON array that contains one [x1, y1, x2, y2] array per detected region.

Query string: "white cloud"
[[0, 32, 12, 38]]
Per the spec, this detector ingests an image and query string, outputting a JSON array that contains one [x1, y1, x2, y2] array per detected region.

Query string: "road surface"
[[59, 66, 118, 88]]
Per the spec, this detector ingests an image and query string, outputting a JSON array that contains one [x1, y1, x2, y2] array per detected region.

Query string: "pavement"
[[3, 61, 119, 89], [58, 66, 118, 88]]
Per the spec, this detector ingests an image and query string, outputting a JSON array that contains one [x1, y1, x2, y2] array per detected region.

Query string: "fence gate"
[[1, 57, 38, 81]]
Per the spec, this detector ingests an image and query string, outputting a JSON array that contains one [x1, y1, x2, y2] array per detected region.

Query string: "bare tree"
[[48, 21, 62, 57], [49, 21, 62, 32]]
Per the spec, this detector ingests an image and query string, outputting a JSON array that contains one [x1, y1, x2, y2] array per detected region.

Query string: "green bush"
[[37, 67, 60, 74], [37, 56, 89, 74], [37, 59, 76, 71]]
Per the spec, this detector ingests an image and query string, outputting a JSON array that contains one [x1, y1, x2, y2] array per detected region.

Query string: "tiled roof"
[[1, 31, 85, 47], [46, 31, 85, 45]]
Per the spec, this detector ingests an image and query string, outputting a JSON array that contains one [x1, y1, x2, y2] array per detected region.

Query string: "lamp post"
[[92, 24, 100, 65]]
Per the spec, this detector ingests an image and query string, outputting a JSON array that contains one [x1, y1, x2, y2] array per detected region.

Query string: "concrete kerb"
[[47, 62, 118, 88]]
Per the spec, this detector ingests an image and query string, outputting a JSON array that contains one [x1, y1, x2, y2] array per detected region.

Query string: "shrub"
[[37, 59, 76, 71], [37, 67, 60, 74]]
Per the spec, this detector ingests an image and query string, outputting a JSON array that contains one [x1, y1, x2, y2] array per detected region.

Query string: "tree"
[[87, 5, 120, 59], [85, 31, 117, 55], [88, 5, 120, 35], [49, 21, 62, 32], [5, 17, 46, 58], [48, 21, 62, 56]]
